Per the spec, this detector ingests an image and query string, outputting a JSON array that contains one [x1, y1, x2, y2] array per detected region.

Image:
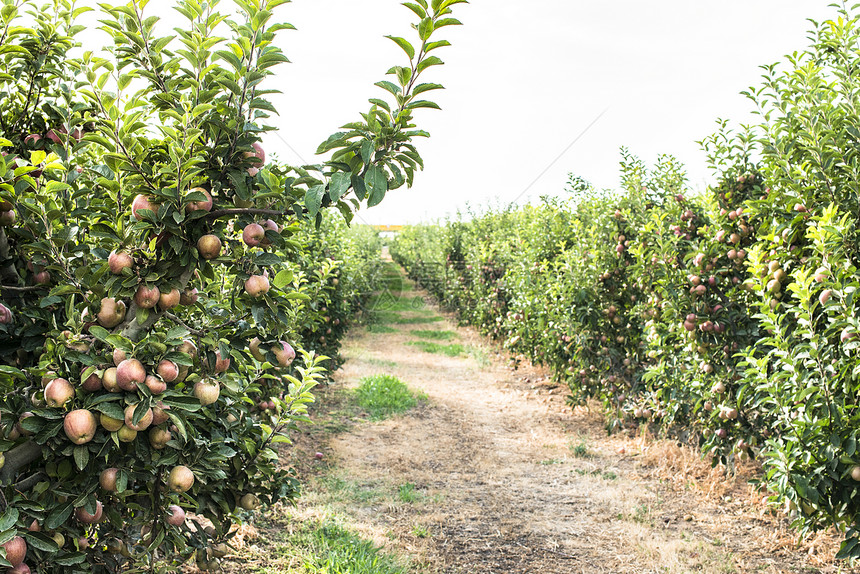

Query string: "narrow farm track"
[[280, 260, 855, 574]]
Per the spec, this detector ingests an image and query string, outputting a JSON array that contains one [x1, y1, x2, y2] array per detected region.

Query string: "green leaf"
[[416, 55, 444, 75], [0, 508, 18, 532], [329, 171, 351, 202], [402, 2, 427, 18], [273, 269, 294, 290], [88, 325, 111, 344], [412, 82, 445, 95], [74, 445, 89, 471], [0, 366, 26, 380], [365, 165, 389, 207], [385, 36, 415, 59], [305, 184, 326, 219], [117, 469, 128, 493], [375, 81, 401, 96], [22, 531, 59, 552], [406, 100, 441, 110], [45, 503, 74, 530]]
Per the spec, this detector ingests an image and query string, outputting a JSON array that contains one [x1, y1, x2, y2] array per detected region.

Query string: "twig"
[[163, 312, 204, 336], [0, 284, 44, 292]]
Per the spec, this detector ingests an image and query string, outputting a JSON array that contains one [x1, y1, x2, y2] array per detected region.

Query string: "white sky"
[[263, 0, 839, 225]]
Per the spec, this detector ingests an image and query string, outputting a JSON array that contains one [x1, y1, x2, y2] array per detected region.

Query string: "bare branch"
[[0, 440, 42, 485]]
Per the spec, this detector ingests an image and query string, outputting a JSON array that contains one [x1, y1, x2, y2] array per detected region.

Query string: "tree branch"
[[0, 284, 44, 293], [14, 472, 47, 492], [0, 440, 42, 485], [0, 227, 21, 285], [204, 208, 288, 221]]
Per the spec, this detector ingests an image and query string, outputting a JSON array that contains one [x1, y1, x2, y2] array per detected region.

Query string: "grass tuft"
[[398, 482, 420, 503], [355, 374, 423, 420], [410, 329, 458, 341], [406, 341, 466, 357], [286, 519, 412, 574]]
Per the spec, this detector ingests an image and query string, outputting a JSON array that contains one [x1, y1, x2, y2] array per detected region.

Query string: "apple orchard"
[[392, 5, 860, 563], [0, 0, 466, 572]]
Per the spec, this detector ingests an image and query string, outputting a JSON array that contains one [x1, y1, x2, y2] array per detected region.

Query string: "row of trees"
[[392, 5, 860, 560], [0, 0, 465, 571]]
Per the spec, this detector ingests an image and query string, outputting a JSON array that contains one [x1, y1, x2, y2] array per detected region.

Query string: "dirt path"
[[279, 262, 854, 574]]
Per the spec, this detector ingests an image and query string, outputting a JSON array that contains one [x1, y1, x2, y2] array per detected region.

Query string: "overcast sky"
[[261, 0, 842, 225]]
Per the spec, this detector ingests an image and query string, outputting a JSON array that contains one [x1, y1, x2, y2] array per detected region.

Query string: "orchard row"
[[0, 0, 466, 571], [393, 7, 860, 560]]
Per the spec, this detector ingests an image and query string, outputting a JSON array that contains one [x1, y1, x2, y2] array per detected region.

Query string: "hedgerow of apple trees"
[[392, 5, 860, 559], [0, 0, 466, 571]]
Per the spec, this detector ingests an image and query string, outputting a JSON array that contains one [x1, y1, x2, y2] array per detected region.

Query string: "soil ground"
[[229, 260, 860, 574]]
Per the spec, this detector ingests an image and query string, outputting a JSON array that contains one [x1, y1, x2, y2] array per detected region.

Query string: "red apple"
[[152, 403, 170, 425], [108, 251, 133, 274], [100, 468, 120, 492], [44, 378, 74, 407], [131, 194, 159, 220], [144, 374, 167, 395], [244, 274, 270, 297], [179, 287, 199, 305], [0, 209, 15, 226], [0, 303, 12, 324], [116, 358, 146, 391], [112, 348, 127, 366], [158, 288, 181, 310], [80, 367, 103, 392], [2, 536, 26, 566], [64, 410, 97, 444], [75, 501, 103, 524], [156, 359, 179, 383], [209, 350, 230, 373], [134, 284, 160, 309], [197, 234, 222, 260], [124, 404, 154, 431], [166, 504, 186, 526], [259, 219, 280, 246], [97, 297, 127, 328], [193, 380, 220, 406], [273, 341, 295, 367], [242, 223, 265, 247]]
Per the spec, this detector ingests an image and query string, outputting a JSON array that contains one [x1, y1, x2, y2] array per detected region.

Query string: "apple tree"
[[0, 0, 467, 571]]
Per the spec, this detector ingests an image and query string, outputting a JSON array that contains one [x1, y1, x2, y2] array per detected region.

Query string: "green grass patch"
[[569, 438, 593, 458], [367, 324, 398, 334], [367, 294, 427, 312], [355, 374, 424, 420], [397, 482, 420, 503], [319, 475, 387, 505], [410, 329, 457, 341], [277, 519, 413, 574], [406, 341, 466, 357]]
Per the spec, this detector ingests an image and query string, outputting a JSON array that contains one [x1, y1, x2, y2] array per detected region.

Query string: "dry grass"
[[216, 262, 860, 574]]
